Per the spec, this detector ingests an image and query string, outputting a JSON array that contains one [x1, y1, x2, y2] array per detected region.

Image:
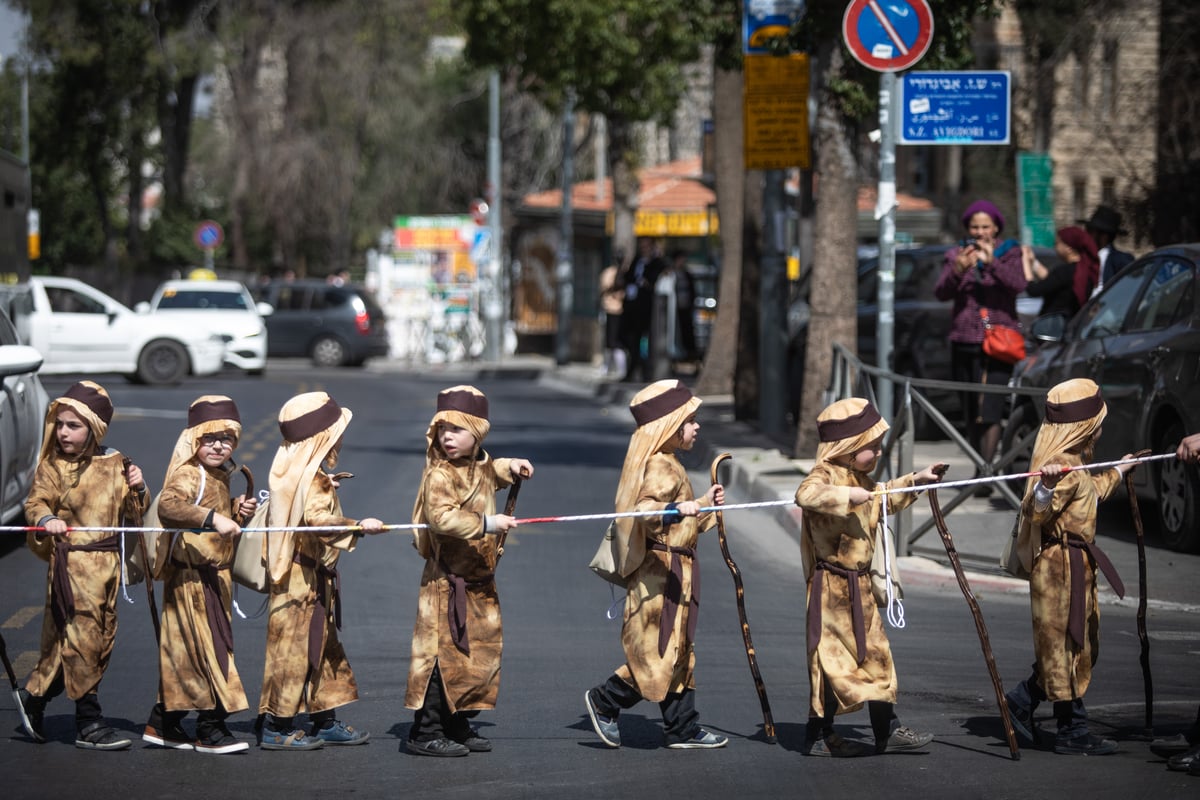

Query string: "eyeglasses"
[[199, 434, 236, 448]]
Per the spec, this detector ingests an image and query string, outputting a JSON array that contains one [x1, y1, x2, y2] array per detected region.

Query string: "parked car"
[[253, 279, 390, 367], [1001, 244, 1200, 552], [787, 243, 1059, 430], [0, 276, 225, 385], [0, 305, 49, 522], [137, 279, 269, 374]]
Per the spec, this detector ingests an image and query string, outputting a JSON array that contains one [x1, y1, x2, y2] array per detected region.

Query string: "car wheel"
[[999, 401, 1039, 489], [1156, 424, 1200, 553], [137, 339, 189, 385], [311, 335, 347, 367]]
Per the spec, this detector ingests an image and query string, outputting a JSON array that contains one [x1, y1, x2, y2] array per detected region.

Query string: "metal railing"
[[824, 343, 1048, 554]]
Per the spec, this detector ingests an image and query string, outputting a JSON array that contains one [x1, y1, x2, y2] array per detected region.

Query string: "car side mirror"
[[135, 301, 150, 314], [257, 302, 275, 316], [1030, 312, 1067, 342]]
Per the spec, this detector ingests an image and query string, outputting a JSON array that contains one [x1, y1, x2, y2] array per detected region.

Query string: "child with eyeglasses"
[[142, 396, 258, 755]]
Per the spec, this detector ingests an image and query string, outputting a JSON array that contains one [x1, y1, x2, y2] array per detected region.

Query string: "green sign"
[[1017, 152, 1055, 247]]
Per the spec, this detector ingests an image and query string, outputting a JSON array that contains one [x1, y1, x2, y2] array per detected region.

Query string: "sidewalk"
[[394, 354, 1200, 613]]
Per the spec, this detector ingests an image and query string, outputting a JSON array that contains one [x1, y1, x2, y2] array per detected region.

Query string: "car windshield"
[[158, 289, 251, 311], [1073, 261, 1150, 339]]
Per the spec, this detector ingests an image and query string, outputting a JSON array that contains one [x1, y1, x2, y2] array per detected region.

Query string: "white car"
[[0, 276, 225, 385], [0, 305, 48, 522], [138, 279, 269, 374]]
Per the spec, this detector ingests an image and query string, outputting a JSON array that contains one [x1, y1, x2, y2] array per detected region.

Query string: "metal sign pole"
[[877, 69, 897, 424]]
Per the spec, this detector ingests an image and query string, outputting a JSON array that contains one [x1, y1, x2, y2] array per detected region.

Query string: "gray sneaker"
[[75, 722, 132, 751], [584, 689, 620, 748], [876, 726, 934, 754], [667, 729, 728, 750]]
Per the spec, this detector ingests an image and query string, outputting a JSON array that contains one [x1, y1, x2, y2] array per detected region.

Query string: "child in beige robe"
[[17, 381, 149, 751], [794, 397, 944, 757], [142, 395, 257, 754]]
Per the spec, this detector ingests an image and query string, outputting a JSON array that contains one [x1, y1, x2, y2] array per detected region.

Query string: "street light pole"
[[483, 70, 503, 362]]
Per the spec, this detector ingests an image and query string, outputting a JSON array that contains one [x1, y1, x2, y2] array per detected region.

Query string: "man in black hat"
[[1080, 205, 1133, 288]]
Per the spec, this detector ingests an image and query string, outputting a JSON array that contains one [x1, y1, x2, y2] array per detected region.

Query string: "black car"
[[786, 244, 1058, 430], [1001, 244, 1200, 552], [253, 279, 390, 367]]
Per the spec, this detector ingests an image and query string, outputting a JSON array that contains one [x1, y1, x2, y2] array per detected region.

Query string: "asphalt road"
[[1, 363, 1197, 799]]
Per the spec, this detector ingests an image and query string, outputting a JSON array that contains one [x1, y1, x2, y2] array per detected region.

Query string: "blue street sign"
[[743, 1, 806, 54], [898, 71, 1011, 145]]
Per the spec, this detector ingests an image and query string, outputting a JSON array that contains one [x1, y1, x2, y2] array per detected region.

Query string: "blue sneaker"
[[584, 689, 620, 748], [313, 721, 370, 746], [260, 728, 324, 751]]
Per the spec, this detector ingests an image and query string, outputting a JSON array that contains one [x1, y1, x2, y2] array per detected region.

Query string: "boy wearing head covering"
[[257, 392, 384, 750], [142, 396, 257, 754], [404, 385, 534, 757], [793, 398, 945, 756], [16, 381, 150, 750], [583, 379, 728, 750], [1004, 378, 1135, 756]]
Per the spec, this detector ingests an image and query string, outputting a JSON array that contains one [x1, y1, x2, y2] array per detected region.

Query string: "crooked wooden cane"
[[496, 467, 529, 561], [711, 453, 777, 744], [125, 456, 161, 645], [928, 486, 1020, 760], [1126, 449, 1154, 735], [0, 627, 18, 699], [239, 465, 256, 525]]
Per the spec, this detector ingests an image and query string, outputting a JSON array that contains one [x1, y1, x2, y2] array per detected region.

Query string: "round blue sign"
[[194, 220, 224, 250]]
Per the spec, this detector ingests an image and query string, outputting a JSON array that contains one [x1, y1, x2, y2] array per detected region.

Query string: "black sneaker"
[[143, 721, 194, 751], [1150, 734, 1193, 759], [1054, 733, 1118, 756], [75, 722, 133, 751], [15, 689, 46, 744], [802, 732, 870, 758], [1005, 694, 1036, 744], [195, 728, 249, 755], [406, 737, 470, 757], [452, 729, 492, 752], [1167, 744, 1200, 772]]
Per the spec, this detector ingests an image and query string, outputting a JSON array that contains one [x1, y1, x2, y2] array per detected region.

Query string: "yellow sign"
[[744, 53, 811, 170], [606, 209, 720, 237]]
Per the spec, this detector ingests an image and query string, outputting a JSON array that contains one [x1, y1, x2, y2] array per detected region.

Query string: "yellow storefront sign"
[[605, 209, 719, 237]]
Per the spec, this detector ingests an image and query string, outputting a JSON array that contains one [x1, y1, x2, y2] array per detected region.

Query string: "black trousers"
[[410, 662, 475, 743], [590, 673, 700, 746]]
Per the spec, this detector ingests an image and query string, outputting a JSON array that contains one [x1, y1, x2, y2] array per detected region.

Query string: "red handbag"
[[979, 308, 1026, 364]]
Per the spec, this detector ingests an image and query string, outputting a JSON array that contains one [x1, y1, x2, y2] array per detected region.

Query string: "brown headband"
[[817, 404, 883, 443], [630, 384, 693, 427], [62, 382, 113, 425], [189, 399, 241, 428], [279, 398, 343, 443], [438, 390, 489, 420], [1044, 392, 1104, 424]]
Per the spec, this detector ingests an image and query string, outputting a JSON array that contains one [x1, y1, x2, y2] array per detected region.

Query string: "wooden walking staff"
[[710, 453, 777, 744], [238, 465, 256, 524], [1126, 449, 1154, 736], [927, 486, 1020, 760], [496, 467, 529, 561], [124, 456, 161, 645]]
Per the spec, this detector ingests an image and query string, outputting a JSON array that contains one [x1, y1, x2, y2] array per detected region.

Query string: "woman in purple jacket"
[[934, 200, 1027, 493]]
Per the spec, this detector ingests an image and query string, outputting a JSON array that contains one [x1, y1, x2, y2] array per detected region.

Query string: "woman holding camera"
[[934, 200, 1027, 492]]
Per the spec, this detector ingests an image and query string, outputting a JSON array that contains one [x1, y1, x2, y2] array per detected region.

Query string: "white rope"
[[881, 498, 904, 629]]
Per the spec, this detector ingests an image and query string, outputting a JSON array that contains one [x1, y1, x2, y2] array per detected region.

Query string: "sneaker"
[[1167, 744, 1200, 772], [452, 729, 492, 752], [313, 720, 370, 746], [667, 729, 728, 750], [143, 722, 194, 751], [876, 726, 934, 754], [1151, 734, 1193, 759], [1054, 732, 1118, 756], [1005, 694, 1036, 744], [75, 722, 133, 751], [195, 729, 249, 755], [15, 689, 46, 744], [260, 728, 325, 751], [584, 689, 620, 748], [406, 737, 470, 757], [802, 731, 871, 758]]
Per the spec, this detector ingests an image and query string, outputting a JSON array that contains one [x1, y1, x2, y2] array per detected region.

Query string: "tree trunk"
[[158, 74, 197, 217], [694, 64, 742, 397], [607, 114, 638, 271], [795, 45, 860, 457]]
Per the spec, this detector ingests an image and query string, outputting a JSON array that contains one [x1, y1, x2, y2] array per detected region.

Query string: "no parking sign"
[[842, 0, 933, 73]]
